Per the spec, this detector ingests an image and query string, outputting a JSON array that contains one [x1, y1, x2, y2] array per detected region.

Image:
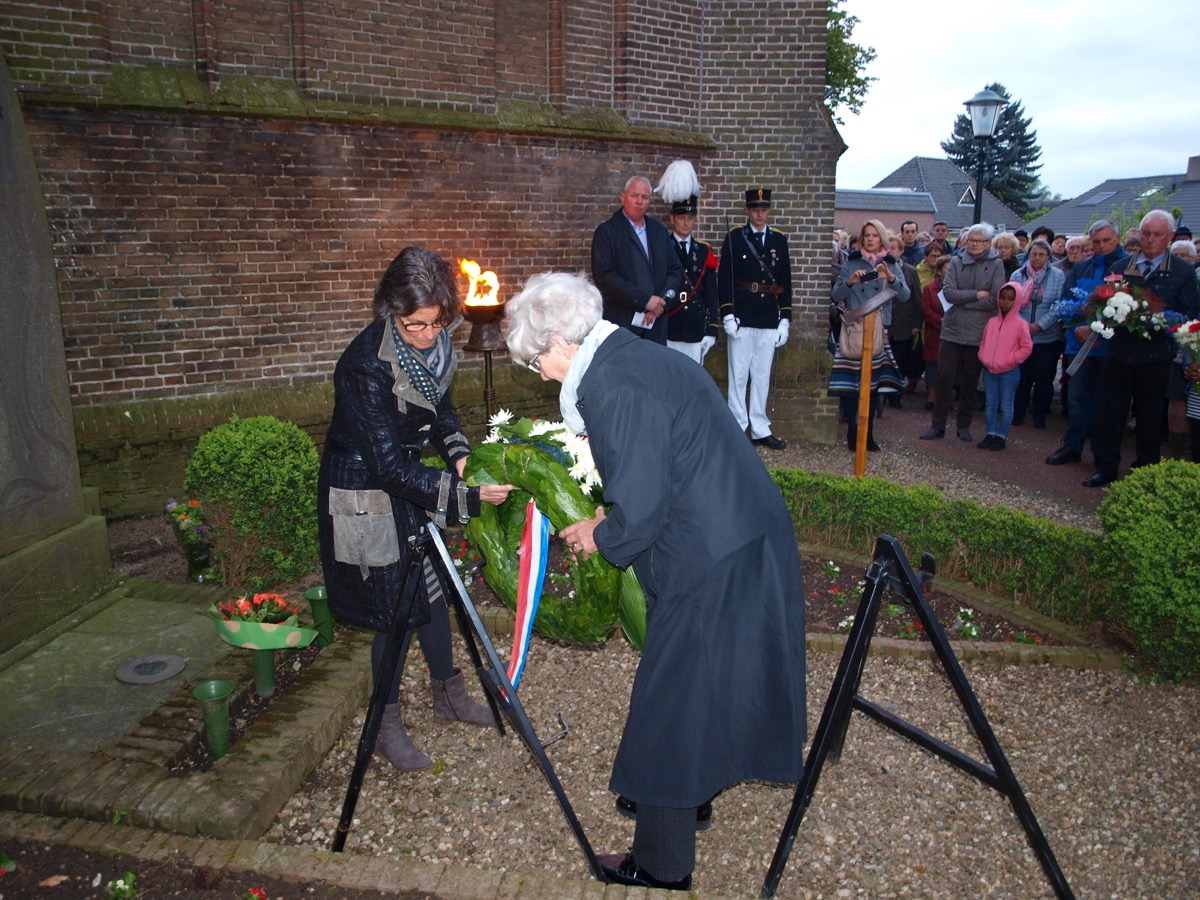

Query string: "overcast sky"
[[833, 7, 1200, 200]]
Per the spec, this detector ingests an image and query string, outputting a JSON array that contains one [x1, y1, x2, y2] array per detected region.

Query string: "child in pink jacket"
[[976, 281, 1033, 450]]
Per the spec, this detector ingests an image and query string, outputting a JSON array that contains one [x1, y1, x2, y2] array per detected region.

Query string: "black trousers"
[[1013, 341, 1062, 424], [1093, 357, 1172, 477], [931, 340, 983, 432]]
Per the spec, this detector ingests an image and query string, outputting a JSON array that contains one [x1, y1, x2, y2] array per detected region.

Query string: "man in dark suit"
[[718, 188, 792, 449], [1083, 210, 1200, 487], [591, 176, 684, 345]]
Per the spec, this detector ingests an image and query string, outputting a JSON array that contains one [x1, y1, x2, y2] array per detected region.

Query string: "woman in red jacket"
[[919, 254, 951, 411]]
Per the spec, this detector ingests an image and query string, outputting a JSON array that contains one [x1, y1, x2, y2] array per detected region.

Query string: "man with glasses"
[[591, 175, 685, 345], [919, 223, 1005, 442], [1082, 210, 1200, 486]]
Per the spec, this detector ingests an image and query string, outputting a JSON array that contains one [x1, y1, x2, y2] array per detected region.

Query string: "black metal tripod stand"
[[331, 522, 604, 881], [760, 535, 1075, 899]]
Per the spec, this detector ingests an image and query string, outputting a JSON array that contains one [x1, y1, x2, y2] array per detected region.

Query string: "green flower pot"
[[191, 679, 235, 759]]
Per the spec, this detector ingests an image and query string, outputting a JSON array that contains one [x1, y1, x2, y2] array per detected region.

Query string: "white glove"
[[774, 319, 790, 348], [699, 335, 716, 357], [723, 315, 741, 339]]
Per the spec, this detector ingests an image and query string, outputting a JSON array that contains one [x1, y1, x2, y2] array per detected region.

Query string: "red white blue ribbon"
[[508, 499, 549, 690]]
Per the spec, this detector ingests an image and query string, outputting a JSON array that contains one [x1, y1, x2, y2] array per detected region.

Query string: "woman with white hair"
[[920, 223, 1006, 441], [503, 271, 807, 892]]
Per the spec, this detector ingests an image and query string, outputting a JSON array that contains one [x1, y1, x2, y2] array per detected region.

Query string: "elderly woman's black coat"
[[317, 317, 479, 632], [578, 329, 807, 808]]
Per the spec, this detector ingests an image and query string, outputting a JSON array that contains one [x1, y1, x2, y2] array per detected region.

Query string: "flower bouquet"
[[465, 410, 647, 648], [1170, 318, 1200, 363], [1172, 319, 1200, 406], [1080, 275, 1185, 340], [204, 592, 316, 696]]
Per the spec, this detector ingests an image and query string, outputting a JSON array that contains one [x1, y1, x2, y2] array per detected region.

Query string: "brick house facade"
[[2, 1, 842, 514]]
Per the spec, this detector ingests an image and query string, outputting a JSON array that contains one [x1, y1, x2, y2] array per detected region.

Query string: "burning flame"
[[460, 259, 500, 306]]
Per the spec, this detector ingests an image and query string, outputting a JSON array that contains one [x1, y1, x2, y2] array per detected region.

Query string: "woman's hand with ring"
[[559, 507, 607, 560]]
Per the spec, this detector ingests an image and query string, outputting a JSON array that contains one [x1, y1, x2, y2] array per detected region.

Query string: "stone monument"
[[0, 50, 111, 654]]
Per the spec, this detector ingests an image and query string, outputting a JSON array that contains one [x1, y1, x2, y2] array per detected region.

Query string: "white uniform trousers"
[[726, 326, 777, 439], [667, 339, 706, 365]]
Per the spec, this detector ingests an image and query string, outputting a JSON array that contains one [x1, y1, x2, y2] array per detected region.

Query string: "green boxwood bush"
[[1096, 460, 1200, 680], [183, 415, 320, 589]]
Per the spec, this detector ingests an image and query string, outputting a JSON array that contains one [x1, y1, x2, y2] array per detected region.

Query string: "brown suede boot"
[[431, 669, 494, 726], [376, 703, 431, 771]]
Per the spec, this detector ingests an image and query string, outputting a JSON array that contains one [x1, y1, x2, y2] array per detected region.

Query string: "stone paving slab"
[[0, 589, 236, 754]]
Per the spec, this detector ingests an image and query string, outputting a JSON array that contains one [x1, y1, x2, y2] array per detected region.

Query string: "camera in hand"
[[860, 270, 879, 282]]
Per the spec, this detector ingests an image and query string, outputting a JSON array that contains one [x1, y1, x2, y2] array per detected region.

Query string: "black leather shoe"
[[1045, 447, 1081, 466], [1082, 472, 1115, 488], [919, 428, 945, 440], [614, 795, 712, 831], [752, 434, 788, 450], [597, 852, 692, 891]]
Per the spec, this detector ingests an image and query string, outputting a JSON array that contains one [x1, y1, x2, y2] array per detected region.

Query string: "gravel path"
[[265, 437, 1198, 898]]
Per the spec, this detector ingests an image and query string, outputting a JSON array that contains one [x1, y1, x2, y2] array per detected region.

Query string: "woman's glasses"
[[398, 318, 448, 333], [526, 353, 543, 374]]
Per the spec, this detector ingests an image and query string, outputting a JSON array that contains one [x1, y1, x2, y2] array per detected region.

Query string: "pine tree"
[[941, 83, 1042, 217]]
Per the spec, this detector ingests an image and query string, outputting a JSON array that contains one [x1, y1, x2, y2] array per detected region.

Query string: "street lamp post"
[[963, 88, 1007, 225]]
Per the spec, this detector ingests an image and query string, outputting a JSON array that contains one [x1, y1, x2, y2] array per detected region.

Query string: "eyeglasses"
[[967, 238, 989, 245], [526, 353, 543, 374], [398, 318, 447, 333]]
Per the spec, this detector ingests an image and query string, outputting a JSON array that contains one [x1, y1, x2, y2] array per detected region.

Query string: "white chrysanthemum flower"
[[528, 418, 563, 437], [482, 426, 502, 444], [488, 408, 514, 427]]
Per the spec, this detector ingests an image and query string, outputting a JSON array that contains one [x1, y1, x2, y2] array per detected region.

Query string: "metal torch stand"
[[760, 535, 1075, 900], [332, 522, 605, 881]]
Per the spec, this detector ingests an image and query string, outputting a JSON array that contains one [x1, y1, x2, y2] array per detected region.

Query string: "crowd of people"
[[830, 212, 1200, 479]]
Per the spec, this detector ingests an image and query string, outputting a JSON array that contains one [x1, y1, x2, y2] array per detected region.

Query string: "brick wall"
[[2, 0, 842, 514]]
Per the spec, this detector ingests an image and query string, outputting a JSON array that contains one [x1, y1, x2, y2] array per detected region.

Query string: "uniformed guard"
[[654, 160, 720, 365], [718, 188, 792, 449]]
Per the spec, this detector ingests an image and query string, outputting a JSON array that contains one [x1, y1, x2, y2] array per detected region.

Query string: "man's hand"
[[1074, 325, 1091, 342], [559, 507, 606, 560], [774, 319, 790, 348], [699, 335, 716, 357], [645, 295, 666, 317], [723, 315, 741, 339]]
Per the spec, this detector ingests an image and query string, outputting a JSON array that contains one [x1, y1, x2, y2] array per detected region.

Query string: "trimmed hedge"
[[770, 464, 1200, 680], [769, 469, 1108, 632]]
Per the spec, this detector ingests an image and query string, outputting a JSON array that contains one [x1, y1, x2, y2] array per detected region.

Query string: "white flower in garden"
[[838, 616, 855, 631], [488, 408, 513, 427]]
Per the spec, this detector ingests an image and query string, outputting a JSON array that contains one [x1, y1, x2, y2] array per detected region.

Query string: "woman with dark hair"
[[1010, 238, 1065, 428], [505, 270, 806, 892], [317, 247, 513, 771]]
